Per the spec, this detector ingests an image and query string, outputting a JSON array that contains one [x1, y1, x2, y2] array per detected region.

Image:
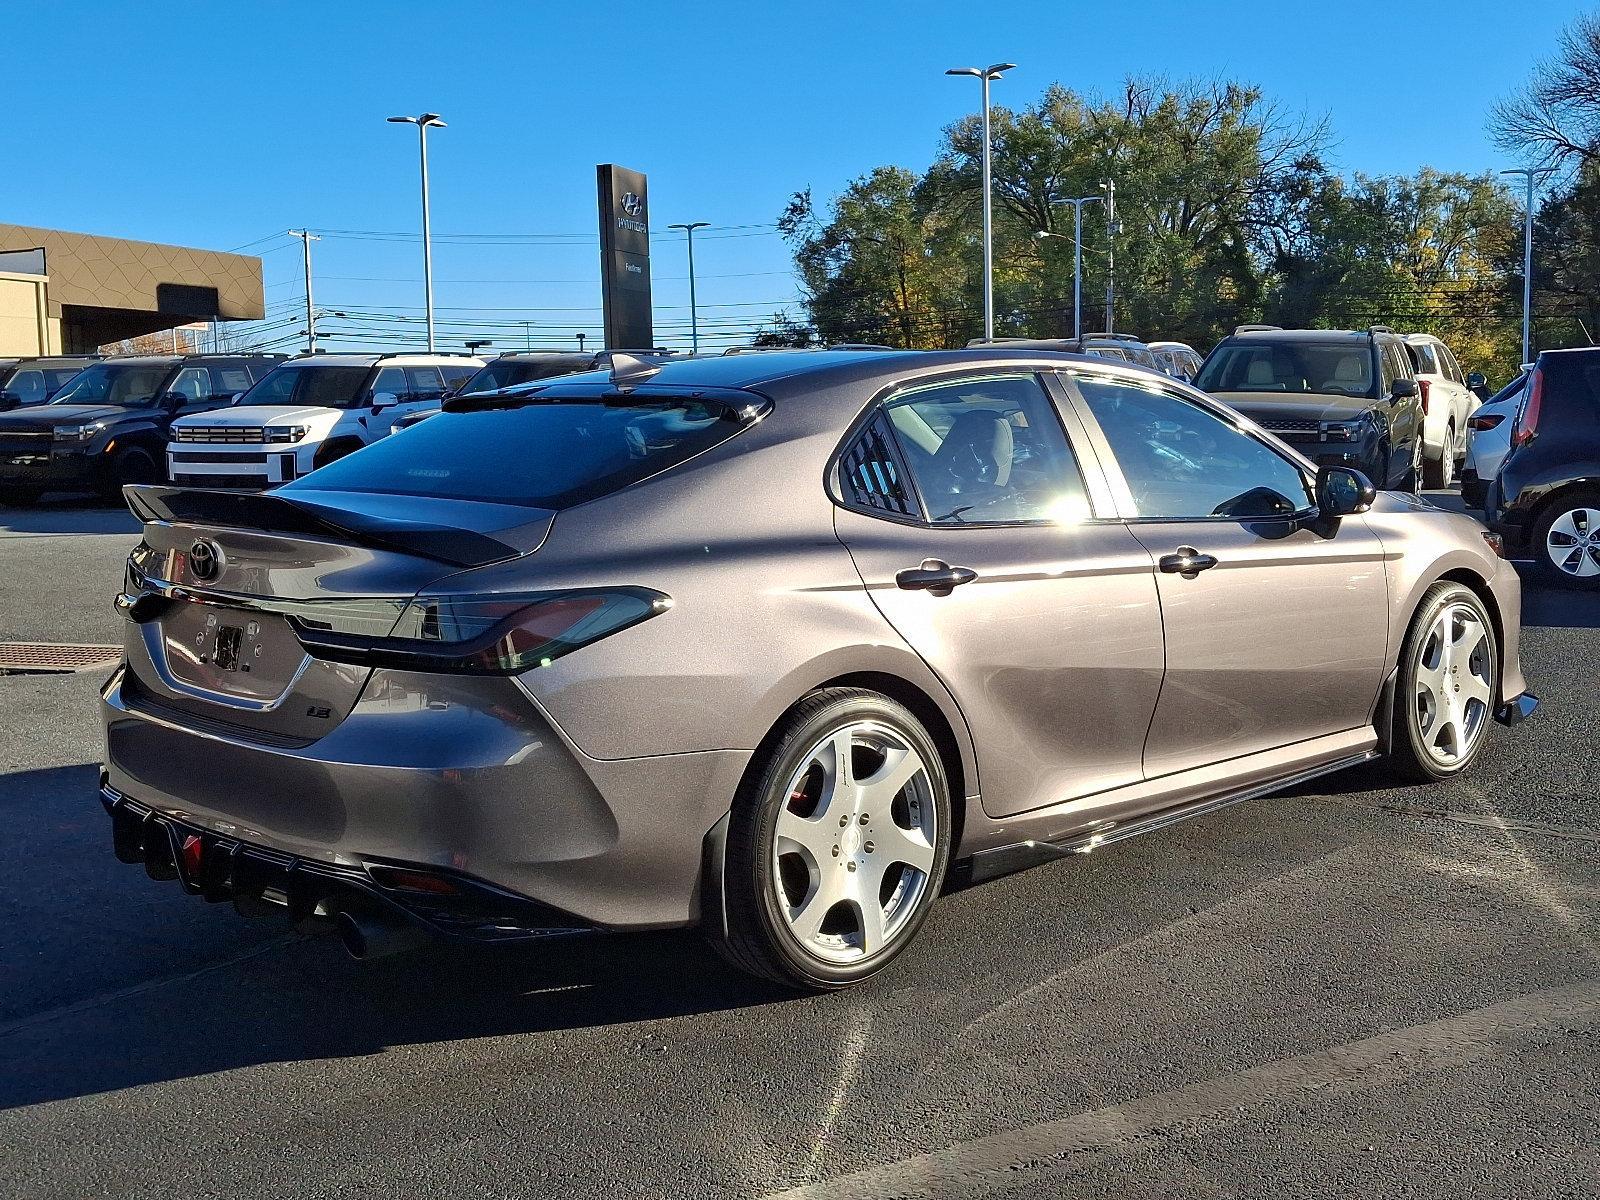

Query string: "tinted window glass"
[[457, 358, 593, 395], [1439, 345, 1463, 384], [1077, 376, 1312, 519], [43, 369, 84, 395], [212, 367, 254, 394], [167, 367, 209, 402], [405, 366, 447, 399], [838, 411, 921, 520], [49, 362, 172, 408], [238, 364, 371, 409], [1195, 342, 1375, 398], [1407, 342, 1439, 375], [440, 363, 479, 391], [3, 369, 46, 405], [371, 367, 408, 401], [289, 395, 754, 508], [882, 374, 1088, 524]]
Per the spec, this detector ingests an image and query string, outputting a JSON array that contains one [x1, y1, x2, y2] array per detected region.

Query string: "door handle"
[[895, 559, 978, 595], [1158, 547, 1218, 576]]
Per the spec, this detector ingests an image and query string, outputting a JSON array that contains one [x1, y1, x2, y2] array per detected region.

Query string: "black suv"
[[1489, 346, 1600, 587], [1193, 326, 1425, 491], [0, 356, 99, 410], [0, 353, 284, 505]]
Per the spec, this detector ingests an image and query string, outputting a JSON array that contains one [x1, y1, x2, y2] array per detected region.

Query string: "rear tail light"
[[1468, 413, 1505, 432], [1416, 377, 1431, 415], [1511, 368, 1543, 447], [290, 588, 669, 674]]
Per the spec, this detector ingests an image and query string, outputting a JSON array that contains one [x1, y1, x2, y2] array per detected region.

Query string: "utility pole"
[[1102, 178, 1117, 334], [668, 221, 710, 352], [1500, 166, 1555, 363], [288, 230, 320, 353], [946, 63, 1015, 342]]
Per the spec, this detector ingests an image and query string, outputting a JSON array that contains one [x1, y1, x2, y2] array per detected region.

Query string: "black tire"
[[0, 486, 39, 507], [1398, 436, 1423, 493], [1529, 489, 1600, 590], [1422, 426, 1454, 489], [1388, 581, 1500, 783], [715, 687, 952, 990], [110, 447, 160, 490], [312, 438, 363, 470]]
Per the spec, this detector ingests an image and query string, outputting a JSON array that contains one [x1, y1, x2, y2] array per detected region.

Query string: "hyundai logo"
[[188, 539, 224, 582], [621, 192, 644, 218]]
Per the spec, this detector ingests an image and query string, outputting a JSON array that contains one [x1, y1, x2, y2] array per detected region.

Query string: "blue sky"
[[3, 0, 1580, 351]]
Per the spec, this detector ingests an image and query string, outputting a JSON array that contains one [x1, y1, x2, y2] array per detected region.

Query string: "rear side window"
[[212, 367, 254, 394], [1408, 342, 1439, 375], [879, 374, 1089, 525], [406, 366, 447, 399], [838, 411, 921, 520], [289, 395, 757, 509]]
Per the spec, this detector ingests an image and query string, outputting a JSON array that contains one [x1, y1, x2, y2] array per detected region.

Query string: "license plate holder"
[[214, 623, 244, 672]]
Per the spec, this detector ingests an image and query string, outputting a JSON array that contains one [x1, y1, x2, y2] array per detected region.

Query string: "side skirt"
[[956, 749, 1381, 887]]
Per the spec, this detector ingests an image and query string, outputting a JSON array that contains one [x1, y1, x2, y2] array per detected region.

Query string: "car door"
[[1436, 344, 1478, 445], [831, 370, 1165, 819], [1065, 371, 1390, 780]]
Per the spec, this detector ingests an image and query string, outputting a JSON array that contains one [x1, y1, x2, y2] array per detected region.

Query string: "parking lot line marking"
[[762, 978, 1600, 1200]]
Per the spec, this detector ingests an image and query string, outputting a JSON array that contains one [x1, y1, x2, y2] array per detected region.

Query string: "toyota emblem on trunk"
[[188, 539, 223, 582]]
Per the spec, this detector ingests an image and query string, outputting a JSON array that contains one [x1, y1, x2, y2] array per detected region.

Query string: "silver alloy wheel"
[[771, 720, 937, 964], [1412, 602, 1494, 767], [1544, 507, 1600, 579]]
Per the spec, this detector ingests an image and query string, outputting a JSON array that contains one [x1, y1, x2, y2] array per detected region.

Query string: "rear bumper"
[[1459, 468, 1487, 509], [101, 664, 749, 930]]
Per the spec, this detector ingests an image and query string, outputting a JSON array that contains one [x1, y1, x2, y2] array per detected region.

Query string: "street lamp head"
[[984, 63, 1016, 78], [386, 115, 415, 124], [420, 113, 446, 128], [669, 222, 711, 233], [945, 67, 983, 77]]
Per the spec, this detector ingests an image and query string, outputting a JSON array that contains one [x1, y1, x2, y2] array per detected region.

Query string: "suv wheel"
[[110, 447, 160, 491], [1423, 425, 1454, 489], [1389, 581, 1499, 782], [716, 688, 952, 990], [1531, 490, 1600, 589]]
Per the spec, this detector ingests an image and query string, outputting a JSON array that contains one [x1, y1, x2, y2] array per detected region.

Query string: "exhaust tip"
[[336, 909, 429, 961]]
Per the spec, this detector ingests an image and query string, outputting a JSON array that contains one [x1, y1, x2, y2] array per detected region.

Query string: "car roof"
[[1146, 341, 1195, 352], [278, 353, 484, 368], [1224, 328, 1390, 343], [542, 346, 1171, 398]]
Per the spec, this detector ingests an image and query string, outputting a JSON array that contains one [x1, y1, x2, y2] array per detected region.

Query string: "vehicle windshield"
[[237, 364, 372, 409], [456, 359, 590, 396], [1194, 341, 1376, 399], [48, 362, 173, 408], [289, 394, 753, 508]]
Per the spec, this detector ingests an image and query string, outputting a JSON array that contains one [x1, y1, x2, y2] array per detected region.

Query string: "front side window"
[[212, 366, 254, 394], [1195, 341, 1376, 398], [371, 367, 409, 402], [3, 369, 46, 405], [1076, 375, 1313, 520], [167, 367, 210, 402], [879, 374, 1089, 525], [405, 366, 447, 399]]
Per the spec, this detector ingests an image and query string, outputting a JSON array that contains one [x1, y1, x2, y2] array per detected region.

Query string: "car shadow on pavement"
[[0, 764, 793, 1111], [1518, 579, 1600, 629], [0, 495, 139, 537]]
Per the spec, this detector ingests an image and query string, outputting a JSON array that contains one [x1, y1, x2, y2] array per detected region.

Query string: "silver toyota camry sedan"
[[101, 348, 1537, 989]]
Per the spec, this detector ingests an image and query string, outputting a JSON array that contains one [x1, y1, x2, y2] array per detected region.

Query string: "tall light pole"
[[288, 230, 320, 353], [1042, 195, 1104, 340], [668, 221, 710, 352], [1102, 178, 1118, 334], [387, 112, 447, 352], [946, 63, 1015, 343], [1501, 166, 1555, 363]]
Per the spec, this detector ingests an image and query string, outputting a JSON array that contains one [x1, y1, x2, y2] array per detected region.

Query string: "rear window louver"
[[842, 414, 918, 518]]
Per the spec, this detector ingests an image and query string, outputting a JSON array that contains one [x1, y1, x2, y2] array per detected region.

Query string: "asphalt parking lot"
[[0, 493, 1595, 1200]]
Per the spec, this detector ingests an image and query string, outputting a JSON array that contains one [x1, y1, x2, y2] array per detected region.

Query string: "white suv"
[[167, 353, 482, 489], [1402, 334, 1480, 488]]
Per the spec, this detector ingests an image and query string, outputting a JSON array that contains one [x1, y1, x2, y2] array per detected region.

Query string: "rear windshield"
[[287, 395, 755, 508], [1195, 341, 1376, 398], [458, 359, 591, 395], [238, 364, 372, 409]]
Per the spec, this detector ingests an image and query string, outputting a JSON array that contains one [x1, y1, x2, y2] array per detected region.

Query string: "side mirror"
[[0, 391, 18, 411], [1390, 378, 1417, 400], [1317, 466, 1376, 517], [160, 392, 188, 410], [1465, 371, 1487, 390], [370, 391, 399, 411]]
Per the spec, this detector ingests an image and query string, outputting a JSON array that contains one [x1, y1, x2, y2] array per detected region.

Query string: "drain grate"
[[0, 642, 122, 675]]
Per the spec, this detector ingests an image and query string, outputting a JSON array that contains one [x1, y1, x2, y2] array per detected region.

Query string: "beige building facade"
[[0, 224, 265, 355]]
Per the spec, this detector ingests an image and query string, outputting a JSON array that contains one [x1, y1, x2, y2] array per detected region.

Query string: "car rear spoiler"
[[122, 484, 519, 568]]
